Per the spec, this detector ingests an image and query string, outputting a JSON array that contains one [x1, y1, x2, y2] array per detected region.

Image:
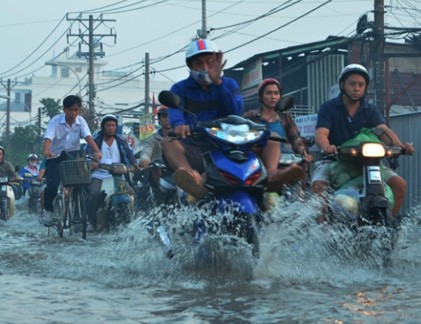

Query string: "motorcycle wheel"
[[360, 207, 399, 265], [0, 197, 9, 220], [224, 212, 260, 257], [108, 202, 131, 231]]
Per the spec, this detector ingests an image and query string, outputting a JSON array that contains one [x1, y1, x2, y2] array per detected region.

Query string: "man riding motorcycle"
[[311, 63, 415, 220], [18, 153, 40, 197], [162, 38, 292, 200], [86, 114, 138, 230]]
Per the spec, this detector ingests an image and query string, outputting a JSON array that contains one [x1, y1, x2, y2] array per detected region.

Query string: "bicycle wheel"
[[52, 193, 64, 237], [70, 188, 87, 239]]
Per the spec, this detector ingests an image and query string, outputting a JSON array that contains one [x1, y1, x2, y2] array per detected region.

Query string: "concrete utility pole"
[[197, 0, 207, 38], [88, 15, 95, 117], [373, 0, 385, 116], [66, 14, 116, 124], [144, 52, 150, 114], [0, 78, 17, 139]]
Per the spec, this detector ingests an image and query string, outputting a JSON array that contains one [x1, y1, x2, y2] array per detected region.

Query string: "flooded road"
[[1, 200, 420, 323]]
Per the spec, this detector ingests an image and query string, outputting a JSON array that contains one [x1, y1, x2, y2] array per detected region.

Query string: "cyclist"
[[86, 114, 138, 230], [42, 95, 102, 226]]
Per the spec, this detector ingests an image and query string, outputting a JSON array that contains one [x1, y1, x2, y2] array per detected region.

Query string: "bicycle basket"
[[59, 160, 91, 186]]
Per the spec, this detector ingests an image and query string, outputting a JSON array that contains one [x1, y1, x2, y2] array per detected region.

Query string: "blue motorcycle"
[[150, 91, 280, 258]]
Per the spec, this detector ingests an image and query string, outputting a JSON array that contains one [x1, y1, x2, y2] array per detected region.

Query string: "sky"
[[1, 0, 420, 85]]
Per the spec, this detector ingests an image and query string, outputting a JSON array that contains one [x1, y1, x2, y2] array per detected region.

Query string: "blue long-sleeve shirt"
[[168, 75, 243, 128]]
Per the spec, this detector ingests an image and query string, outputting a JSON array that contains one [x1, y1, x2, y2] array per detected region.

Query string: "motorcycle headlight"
[[205, 122, 264, 145], [361, 143, 385, 157]]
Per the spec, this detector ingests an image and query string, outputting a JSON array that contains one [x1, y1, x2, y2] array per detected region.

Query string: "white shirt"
[[91, 139, 120, 180], [44, 114, 92, 155]]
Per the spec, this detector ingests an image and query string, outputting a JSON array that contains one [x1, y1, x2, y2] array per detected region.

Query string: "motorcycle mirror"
[[158, 90, 181, 108], [158, 90, 198, 126], [277, 95, 294, 113]]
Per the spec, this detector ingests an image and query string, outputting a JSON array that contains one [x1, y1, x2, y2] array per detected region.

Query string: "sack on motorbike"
[[328, 128, 394, 207]]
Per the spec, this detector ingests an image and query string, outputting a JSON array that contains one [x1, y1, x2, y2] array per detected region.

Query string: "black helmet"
[[157, 106, 168, 118], [0, 145, 4, 154], [101, 114, 118, 129], [339, 64, 370, 87]]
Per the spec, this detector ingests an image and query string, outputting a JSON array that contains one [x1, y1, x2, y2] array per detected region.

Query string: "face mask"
[[190, 70, 212, 85], [29, 161, 37, 167]]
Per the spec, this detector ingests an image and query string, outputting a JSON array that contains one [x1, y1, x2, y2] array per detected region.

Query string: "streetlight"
[[45, 61, 82, 95]]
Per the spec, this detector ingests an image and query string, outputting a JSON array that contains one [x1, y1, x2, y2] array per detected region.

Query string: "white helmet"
[[339, 64, 370, 86], [185, 38, 219, 62], [27, 153, 39, 161]]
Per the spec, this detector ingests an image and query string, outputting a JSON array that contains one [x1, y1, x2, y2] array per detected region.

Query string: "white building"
[[0, 50, 172, 130]]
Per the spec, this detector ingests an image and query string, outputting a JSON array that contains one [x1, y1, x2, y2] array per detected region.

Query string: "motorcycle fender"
[[101, 177, 114, 197], [4, 185, 15, 217], [216, 191, 259, 214], [110, 193, 133, 207]]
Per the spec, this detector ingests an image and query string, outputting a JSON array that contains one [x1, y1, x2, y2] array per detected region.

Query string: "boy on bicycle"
[[42, 95, 102, 226]]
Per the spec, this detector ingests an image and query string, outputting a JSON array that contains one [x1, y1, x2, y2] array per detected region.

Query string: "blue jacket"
[[168, 75, 243, 128]]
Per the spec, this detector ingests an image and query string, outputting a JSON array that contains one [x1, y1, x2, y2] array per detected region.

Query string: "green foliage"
[[0, 125, 42, 169], [40, 97, 61, 120]]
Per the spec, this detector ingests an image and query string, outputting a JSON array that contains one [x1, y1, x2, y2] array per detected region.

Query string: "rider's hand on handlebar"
[[93, 151, 102, 161], [140, 159, 150, 169], [403, 142, 415, 155], [174, 125, 191, 138], [321, 145, 338, 155], [302, 150, 313, 163]]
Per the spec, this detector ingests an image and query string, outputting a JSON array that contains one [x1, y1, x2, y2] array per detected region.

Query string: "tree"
[[0, 125, 41, 169], [40, 98, 61, 119]]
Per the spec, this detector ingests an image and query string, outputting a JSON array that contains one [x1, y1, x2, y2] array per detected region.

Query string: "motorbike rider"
[[0, 145, 22, 200], [243, 78, 313, 189], [85, 114, 138, 230], [18, 153, 40, 197], [138, 106, 173, 186], [42, 95, 102, 226], [311, 64, 415, 220], [162, 38, 292, 200]]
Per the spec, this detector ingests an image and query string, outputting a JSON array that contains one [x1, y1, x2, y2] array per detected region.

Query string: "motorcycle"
[[326, 127, 407, 259], [133, 159, 180, 214], [149, 90, 280, 258], [0, 177, 16, 220], [21, 173, 44, 215], [93, 162, 137, 232]]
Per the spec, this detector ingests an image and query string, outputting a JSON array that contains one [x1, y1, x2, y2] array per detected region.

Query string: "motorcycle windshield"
[[205, 122, 264, 145]]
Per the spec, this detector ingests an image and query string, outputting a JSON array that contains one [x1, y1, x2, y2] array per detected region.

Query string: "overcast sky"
[[1, 0, 419, 84]]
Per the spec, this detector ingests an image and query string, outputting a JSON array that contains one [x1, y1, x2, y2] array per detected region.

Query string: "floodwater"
[[1, 197, 420, 323]]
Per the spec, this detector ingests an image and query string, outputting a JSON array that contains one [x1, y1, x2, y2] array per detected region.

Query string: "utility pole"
[[197, 0, 207, 38], [66, 14, 116, 125], [0, 78, 17, 139], [144, 52, 150, 115], [37, 107, 42, 152], [88, 15, 95, 117], [373, 0, 385, 116]]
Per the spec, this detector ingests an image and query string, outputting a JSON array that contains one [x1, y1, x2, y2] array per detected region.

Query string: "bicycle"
[[49, 157, 91, 239]]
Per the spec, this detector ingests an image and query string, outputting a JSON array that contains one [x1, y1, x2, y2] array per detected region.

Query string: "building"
[[0, 50, 172, 132], [224, 36, 421, 120]]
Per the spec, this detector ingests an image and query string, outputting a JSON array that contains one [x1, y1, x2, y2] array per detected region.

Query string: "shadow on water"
[[1, 198, 421, 290]]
